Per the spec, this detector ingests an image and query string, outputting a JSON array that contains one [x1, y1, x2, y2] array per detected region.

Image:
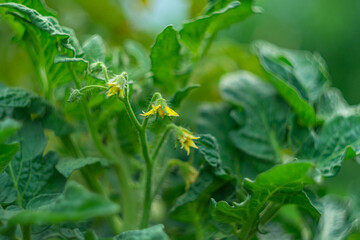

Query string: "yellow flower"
[[177, 128, 200, 155], [140, 101, 179, 119], [106, 72, 127, 98], [106, 81, 124, 97]]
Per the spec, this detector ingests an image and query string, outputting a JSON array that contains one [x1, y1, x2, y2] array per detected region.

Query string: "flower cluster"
[[106, 72, 127, 98]]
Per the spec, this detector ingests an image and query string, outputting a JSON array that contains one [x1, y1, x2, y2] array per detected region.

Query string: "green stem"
[[101, 63, 110, 82], [68, 65, 136, 230], [139, 130, 152, 228], [21, 225, 31, 240], [80, 85, 108, 92], [122, 97, 152, 228]]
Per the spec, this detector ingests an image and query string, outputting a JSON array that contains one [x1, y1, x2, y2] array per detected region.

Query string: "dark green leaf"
[[0, 87, 73, 136], [254, 41, 328, 126], [211, 162, 317, 235], [299, 114, 360, 176], [170, 135, 230, 222], [170, 84, 200, 109], [56, 157, 108, 178], [219, 71, 290, 162], [5, 181, 120, 225], [0, 172, 17, 204], [180, 1, 255, 55], [114, 225, 169, 240], [197, 134, 229, 177], [3, 121, 65, 205], [197, 103, 238, 174], [0, 3, 80, 54], [150, 25, 181, 93]]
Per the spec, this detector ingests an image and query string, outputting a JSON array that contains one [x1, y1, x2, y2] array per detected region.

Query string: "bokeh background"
[[1, 0, 360, 200]]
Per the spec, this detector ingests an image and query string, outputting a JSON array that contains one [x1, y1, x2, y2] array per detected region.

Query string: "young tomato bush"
[[0, 0, 359, 239]]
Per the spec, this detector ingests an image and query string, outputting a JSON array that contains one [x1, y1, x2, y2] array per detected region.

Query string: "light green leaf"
[[314, 197, 355, 240], [180, 1, 255, 55], [150, 25, 181, 93], [316, 88, 360, 121], [56, 157, 108, 178], [219, 71, 290, 162], [5, 181, 120, 226], [170, 84, 200, 109], [211, 162, 317, 236], [254, 41, 328, 126], [299, 114, 360, 176], [82, 34, 106, 63], [114, 225, 169, 240]]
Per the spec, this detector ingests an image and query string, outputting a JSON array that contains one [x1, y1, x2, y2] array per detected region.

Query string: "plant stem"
[[68, 65, 137, 230], [122, 97, 152, 228], [21, 225, 31, 240]]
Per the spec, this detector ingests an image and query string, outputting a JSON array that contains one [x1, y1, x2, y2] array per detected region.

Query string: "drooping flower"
[[140, 98, 179, 119], [176, 127, 200, 155], [106, 72, 127, 98]]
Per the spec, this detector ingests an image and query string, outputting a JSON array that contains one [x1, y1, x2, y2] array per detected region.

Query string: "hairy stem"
[[122, 96, 152, 228], [69, 65, 136, 230]]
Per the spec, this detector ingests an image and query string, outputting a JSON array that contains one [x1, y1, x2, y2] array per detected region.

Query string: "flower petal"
[[165, 106, 179, 117]]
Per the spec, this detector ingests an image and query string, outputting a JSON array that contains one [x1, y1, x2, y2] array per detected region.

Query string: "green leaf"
[[2, 121, 65, 205], [56, 157, 108, 178], [0, 3, 80, 54], [254, 41, 328, 126], [4, 181, 120, 226], [179, 1, 255, 55], [114, 225, 169, 240], [316, 88, 359, 121], [170, 135, 230, 222], [211, 162, 317, 235], [0, 143, 19, 173], [0, 118, 20, 144], [0, 118, 20, 173], [150, 25, 181, 93], [197, 103, 239, 174], [0, 87, 73, 136], [314, 197, 355, 240], [170, 84, 200, 109], [219, 71, 290, 162], [299, 114, 360, 176], [197, 134, 229, 177], [0, 172, 17, 204], [82, 34, 106, 63]]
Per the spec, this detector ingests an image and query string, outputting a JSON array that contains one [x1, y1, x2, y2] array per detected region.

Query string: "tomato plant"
[[0, 0, 359, 239]]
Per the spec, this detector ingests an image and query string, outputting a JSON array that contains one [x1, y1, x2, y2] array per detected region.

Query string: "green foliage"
[[114, 225, 169, 240], [0, 0, 359, 239]]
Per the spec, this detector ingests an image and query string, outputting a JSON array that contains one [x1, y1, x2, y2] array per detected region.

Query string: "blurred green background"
[[1, 0, 359, 103], [1, 0, 360, 199]]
